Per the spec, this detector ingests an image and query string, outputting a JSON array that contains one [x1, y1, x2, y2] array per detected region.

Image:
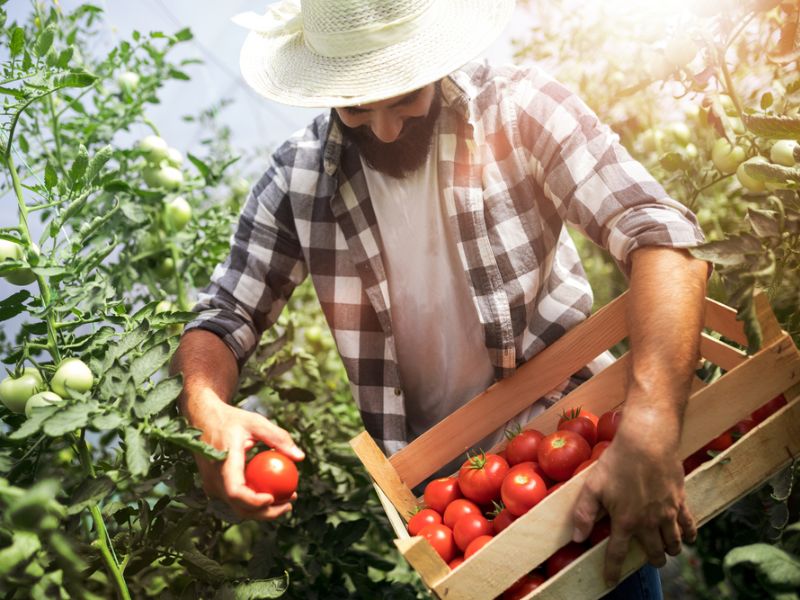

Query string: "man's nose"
[[370, 113, 403, 143]]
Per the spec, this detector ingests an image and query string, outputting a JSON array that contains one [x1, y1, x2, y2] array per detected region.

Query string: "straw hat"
[[233, 0, 515, 108]]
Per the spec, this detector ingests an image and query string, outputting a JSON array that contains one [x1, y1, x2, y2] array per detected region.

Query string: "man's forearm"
[[624, 247, 708, 434], [171, 328, 240, 425]]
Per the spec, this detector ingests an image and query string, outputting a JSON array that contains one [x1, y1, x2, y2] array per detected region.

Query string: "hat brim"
[[239, 0, 516, 108]]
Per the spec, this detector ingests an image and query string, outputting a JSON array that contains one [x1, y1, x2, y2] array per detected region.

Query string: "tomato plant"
[[458, 451, 509, 505]]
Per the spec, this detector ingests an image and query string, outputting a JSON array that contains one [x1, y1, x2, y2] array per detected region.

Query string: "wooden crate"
[[349, 292, 800, 600]]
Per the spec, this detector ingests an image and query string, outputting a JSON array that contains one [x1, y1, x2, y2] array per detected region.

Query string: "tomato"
[[117, 71, 140, 94], [589, 517, 612, 546], [731, 418, 756, 439], [244, 450, 299, 502], [751, 394, 787, 424], [591, 440, 610, 460], [443, 499, 482, 529], [164, 196, 192, 230], [418, 523, 456, 563], [538, 430, 591, 482], [458, 452, 509, 505], [664, 36, 697, 67], [139, 134, 170, 163], [453, 514, 493, 551], [736, 157, 768, 193], [500, 462, 548, 517], [166, 147, 184, 168], [711, 138, 745, 174], [557, 411, 597, 446], [546, 542, 587, 578], [51, 358, 94, 399], [596, 410, 623, 442], [547, 482, 565, 495], [143, 165, 184, 190], [424, 477, 462, 514], [464, 534, 493, 559], [573, 458, 596, 475], [407, 508, 442, 536], [682, 449, 709, 474], [770, 139, 799, 167], [0, 367, 45, 413], [503, 573, 546, 600], [25, 391, 62, 417], [703, 431, 733, 452], [558, 407, 598, 428], [492, 507, 517, 534], [448, 556, 465, 570], [0, 239, 36, 286], [505, 429, 544, 466]]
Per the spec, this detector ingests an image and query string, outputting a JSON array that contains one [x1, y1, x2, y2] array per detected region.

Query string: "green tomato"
[[231, 178, 250, 200], [770, 139, 799, 167], [25, 391, 63, 418], [166, 147, 184, 167], [138, 135, 170, 164], [143, 165, 184, 191], [155, 257, 175, 279], [51, 358, 94, 399], [664, 36, 697, 67], [711, 138, 746, 174], [641, 129, 665, 153], [666, 122, 691, 146], [164, 196, 192, 230], [117, 71, 140, 94], [718, 95, 738, 117], [0, 239, 36, 286], [0, 367, 45, 413], [736, 157, 768, 193], [156, 300, 176, 313], [684, 143, 699, 159]]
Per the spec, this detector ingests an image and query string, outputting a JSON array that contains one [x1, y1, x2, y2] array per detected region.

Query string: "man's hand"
[[192, 396, 305, 520], [572, 404, 697, 585]]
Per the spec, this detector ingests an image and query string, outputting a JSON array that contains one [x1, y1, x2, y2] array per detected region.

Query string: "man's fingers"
[[253, 416, 305, 462], [220, 430, 276, 511], [678, 502, 697, 543], [604, 529, 631, 586], [660, 518, 683, 556], [235, 500, 293, 521], [572, 478, 602, 543], [637, 528, 667, 567]]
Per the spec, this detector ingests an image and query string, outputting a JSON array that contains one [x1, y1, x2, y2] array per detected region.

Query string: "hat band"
[[304, 1, 442, 58]]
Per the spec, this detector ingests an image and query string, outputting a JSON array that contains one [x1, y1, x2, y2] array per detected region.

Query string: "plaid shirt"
[[187, 61, 704, 456]]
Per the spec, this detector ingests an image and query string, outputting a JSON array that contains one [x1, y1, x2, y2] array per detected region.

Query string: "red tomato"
[[558, 408, 597, 446], [546, 542, 587, 578], [589, 517, 611, 546], [244, 450, 299, 502], [538, 430, 592, 482], [448, 556, 465, 570], [503, 573, 546, 599], [407, 508, 442, 536], [751, 394, 787, 424], [454, 514, 493, 551], [464, 534, 494, 559], [418, 524, 456, 563], [458, 452, 509, 505], [682, 449, 708, 474], [492, 507, 517, 534], [591, 440, 610, 460], [573, 458, 596, 475], [597, 409, 623, 442], [505, 429, 545, 466], [500, 462, 548, 517], [731, 418, 756, 439], [547, 482, 565, 495], [703, 431, 733, 452], [424, 477, 462, 514], [443, 499, 482, 529]]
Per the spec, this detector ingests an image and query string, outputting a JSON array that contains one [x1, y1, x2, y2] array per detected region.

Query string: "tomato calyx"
[[559, 407, 584, 422], [504, 423, 522, 440], [464, 449, 489, 470]]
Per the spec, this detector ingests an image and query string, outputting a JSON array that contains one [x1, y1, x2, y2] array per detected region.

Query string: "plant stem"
[[169, 241, 188, 310]]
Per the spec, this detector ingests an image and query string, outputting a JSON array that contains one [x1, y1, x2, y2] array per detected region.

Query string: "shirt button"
[[394, 388, 402, 396]]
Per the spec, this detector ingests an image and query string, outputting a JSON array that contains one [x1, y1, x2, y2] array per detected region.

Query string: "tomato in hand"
[[492, 507, 517, 534], [505, 428, 545, 466], [419, 523, 456, 563], [464, 534, 493, 559], [751, 394, 787, 424], [453, 514, 493, 551], [538, 430, 591, 482], [557, 408, 598, 446], [591, 440, 610, 460], [244, 450, 299, 503], [443, 498, 482, 529], [546, 542, 587, 578], [458, 451, 509, 505], [408, 508, 442, 536], [597, 409, 623, 442], [424, 477, 462, 514], [503, 573, 546, 600], [500, 462, 548, 517]]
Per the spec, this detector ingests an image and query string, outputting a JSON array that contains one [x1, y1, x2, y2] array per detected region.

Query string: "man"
[[171, 0, 709, 597]]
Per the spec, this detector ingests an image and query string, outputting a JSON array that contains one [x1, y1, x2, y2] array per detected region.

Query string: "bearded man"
[[172, 1, 710, 598]]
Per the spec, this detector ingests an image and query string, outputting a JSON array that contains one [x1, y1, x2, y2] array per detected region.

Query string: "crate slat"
[[394, 536, 450, 589], [699, 332, 748, 371], [703, 297, 748, 346]]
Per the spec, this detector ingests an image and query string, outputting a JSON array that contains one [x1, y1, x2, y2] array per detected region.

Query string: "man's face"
[[334, 82, 442, 179]]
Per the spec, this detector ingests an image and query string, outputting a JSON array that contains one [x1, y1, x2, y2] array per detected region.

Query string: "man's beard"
[[335, 83, 442, 179]]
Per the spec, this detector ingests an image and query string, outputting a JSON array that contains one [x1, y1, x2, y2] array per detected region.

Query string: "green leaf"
[[85, 145, 113, 184], [135, 375, 182, 418], [69, 144, 89, 183], [120, 201, 148, 224], [174, 27, 193, 41], [333, 519, 370, 551], [213, 575, 290, 600], [724, 543, 800, 591], [125, 427, 150, 477], [52, 70, 97, 89], [743, 114, 800, 139], [92, 412, 124, 430], [44, 162, 57, 190], [743, 160, 800, 184], [66, 476, 115, 515], [9, 405, 57, 439], [179, 548, 227, 582], [9, 27, 24, 57], [130, 342, 170, 386], [147, 424, 226, 460], [0, 290, 30, 322], [34, 26, 55, 57], [761, 91, 774, 110], [747, 208, 781, 238], [187, 153, 211, 182], [43, 402, 96, 436], [0, 531, 41, 574]]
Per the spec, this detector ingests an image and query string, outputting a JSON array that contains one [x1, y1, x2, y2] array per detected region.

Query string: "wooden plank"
[[394, 536, 450, 591], [427, 336, 800, 600], [754, 291, 784, 345], [703, 297, 748, 346], [517, 392, 800, 600], [349, 432, 419, 522], [374, 484, 410, 541], [699, 332, 748, 372], [390, 292, 630, 488]]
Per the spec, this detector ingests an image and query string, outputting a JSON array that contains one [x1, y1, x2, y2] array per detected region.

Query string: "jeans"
[[601, 565, 663, 600]]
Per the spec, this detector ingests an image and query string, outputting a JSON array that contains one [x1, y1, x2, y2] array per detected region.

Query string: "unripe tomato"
[[0, 367, 45, 413], [736, 157, 768, 192], [665, 122, 691, 146], [143, 165, 184, 190], [711, 138, 746, 174], [25, 391, 63, 417], [664, 36, 697, 67], [166, 147, 184, 167], [155, 257, 175, 279], [0, 239, 36, 286], [138, 135, 170, 164], [770, 140, 799, 167], [164, 196, 192, 230], [244, 450, 299, 503], [117, 71, 140, 94], [51, 358, 94, 399]]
